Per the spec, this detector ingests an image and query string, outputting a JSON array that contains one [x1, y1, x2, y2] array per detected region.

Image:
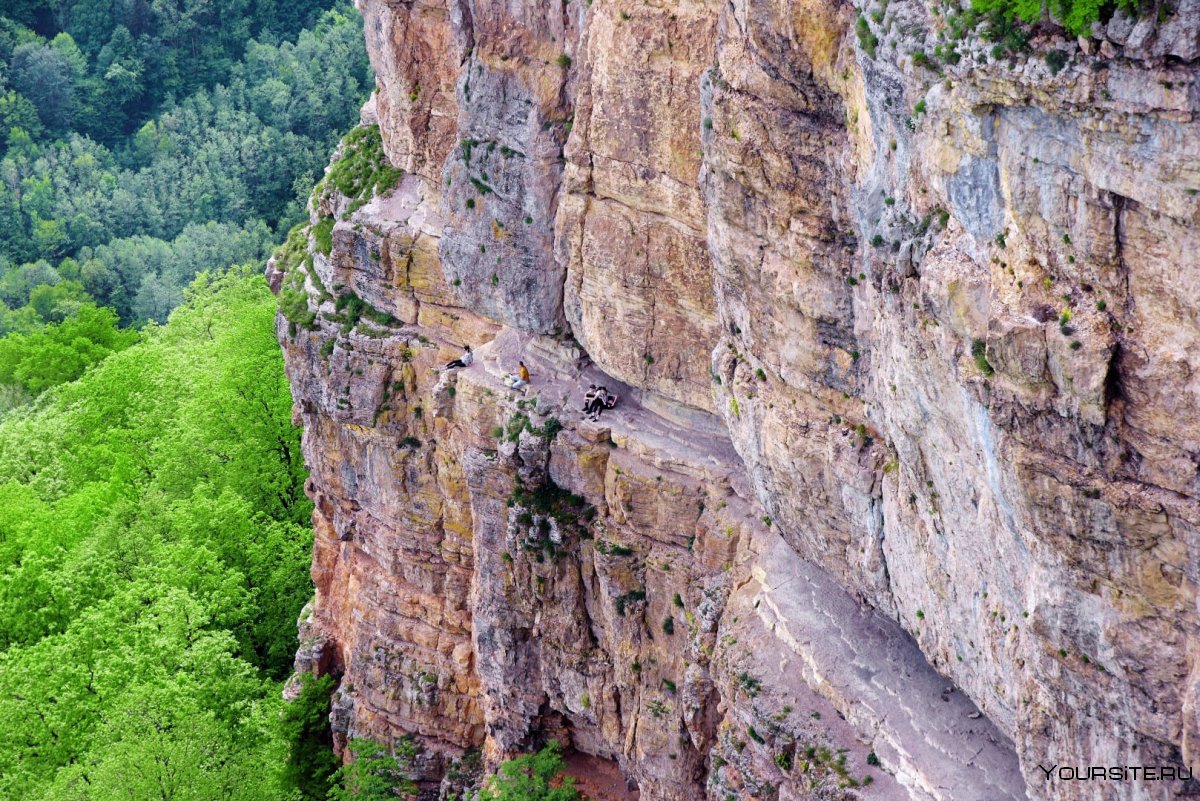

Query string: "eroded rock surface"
[[275, 0, 1200, 798]]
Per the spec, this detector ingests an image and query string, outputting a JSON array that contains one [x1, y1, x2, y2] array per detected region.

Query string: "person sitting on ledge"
[[581, 384, 598, 413], [503, 360, 530, 391], [444, 344, 472, 370]]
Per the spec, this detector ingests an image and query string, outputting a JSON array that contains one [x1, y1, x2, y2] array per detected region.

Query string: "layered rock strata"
[[276, 0, 1200, 799]]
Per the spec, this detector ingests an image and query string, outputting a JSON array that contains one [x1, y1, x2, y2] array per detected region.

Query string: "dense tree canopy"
[[2, 0, 339, 146], [0, 3, 371, 343], [0, 268, 315, 799], [0, 3, 426, 799]]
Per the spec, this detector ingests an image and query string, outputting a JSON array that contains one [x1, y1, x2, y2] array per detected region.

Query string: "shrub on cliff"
[[282, 674, 341, 801], [972, 0, 1140, 36], [476, 742, 581, 801], [328, 738, 418, 801]]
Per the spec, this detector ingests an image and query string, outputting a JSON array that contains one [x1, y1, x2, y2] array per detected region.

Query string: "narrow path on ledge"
[[740, 531, 1027, 801], [474, 328, 742, 478], [468, 327, 1027, 800]]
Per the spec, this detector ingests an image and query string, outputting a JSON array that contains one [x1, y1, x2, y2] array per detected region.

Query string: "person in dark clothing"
[[581, 384, 598, 413], [585, 386, 609, 421], [444, 345, 472, 370]]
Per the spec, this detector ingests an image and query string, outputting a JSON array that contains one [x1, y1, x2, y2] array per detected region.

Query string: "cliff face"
[[275, 0, 1200, 798]]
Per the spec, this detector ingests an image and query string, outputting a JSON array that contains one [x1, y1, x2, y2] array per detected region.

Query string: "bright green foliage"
[[314, 125, 405, 218], [0, 268, 315, 799], [328, 738, 418, 801], [971, 338, 996, 377], [971, 0, 1140, 36], [313, 217, 336, 256], [855, 15, 879, 57], [477, 742, 582, 801], [281, 674, 341, 801], [0, 304, 136, 404]]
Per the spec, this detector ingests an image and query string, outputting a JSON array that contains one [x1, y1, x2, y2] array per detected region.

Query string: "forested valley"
[[0, 1, 372, 798], [0, 0, 371, 408]]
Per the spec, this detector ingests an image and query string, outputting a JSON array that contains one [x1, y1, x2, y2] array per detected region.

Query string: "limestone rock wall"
[[275, 0, 1200, 798]]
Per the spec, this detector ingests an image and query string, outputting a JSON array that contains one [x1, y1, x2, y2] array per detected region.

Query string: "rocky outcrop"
[[275, 0, 1200, 798]]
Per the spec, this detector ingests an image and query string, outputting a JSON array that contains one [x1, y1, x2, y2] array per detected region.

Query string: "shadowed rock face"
[[277, 0, 1200, 798]]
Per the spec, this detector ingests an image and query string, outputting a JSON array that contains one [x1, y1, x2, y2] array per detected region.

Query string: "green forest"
[[0, 0, 376, 798], [0, 268, 316, 799], [0, 2, 589, 797], [0, 0, 372, 411]]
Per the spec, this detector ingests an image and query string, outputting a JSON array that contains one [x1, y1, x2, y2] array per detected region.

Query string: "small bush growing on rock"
[[673, 592, 684, 608], [855, 16, 879, 57], [477, 742, 581, 801], [1044, 49, 1068, 75], [313, 217, 335, 256], [755, 367, 767, 381], [747, 726, 765, 745], [774, 751, 793, 771], [399, 437, 421, 449], [315, 125, 405, 216], [537, 417, 563, 439], [867, 751, 881, 767], [662, 617, 675, 635], [737, 672, 762, 697], [662, 679, 677, 694], [556, 53, 572, 68], [328, 737, 418, 801], [596, 541, 634, 557], [910, 50, 936, 70], [971, 339, 995, 377], [615, 588, 647, 616]]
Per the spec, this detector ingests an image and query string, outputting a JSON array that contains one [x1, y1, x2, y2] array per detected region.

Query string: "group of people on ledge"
[[581, 384, 618, 421], [441, 344, 618, 419]]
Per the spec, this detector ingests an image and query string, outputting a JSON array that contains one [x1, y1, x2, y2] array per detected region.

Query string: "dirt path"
[[564, 752, 639, 801]]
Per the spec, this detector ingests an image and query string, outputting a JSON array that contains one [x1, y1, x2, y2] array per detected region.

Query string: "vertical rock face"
[[276, 0, 1200, 798]]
